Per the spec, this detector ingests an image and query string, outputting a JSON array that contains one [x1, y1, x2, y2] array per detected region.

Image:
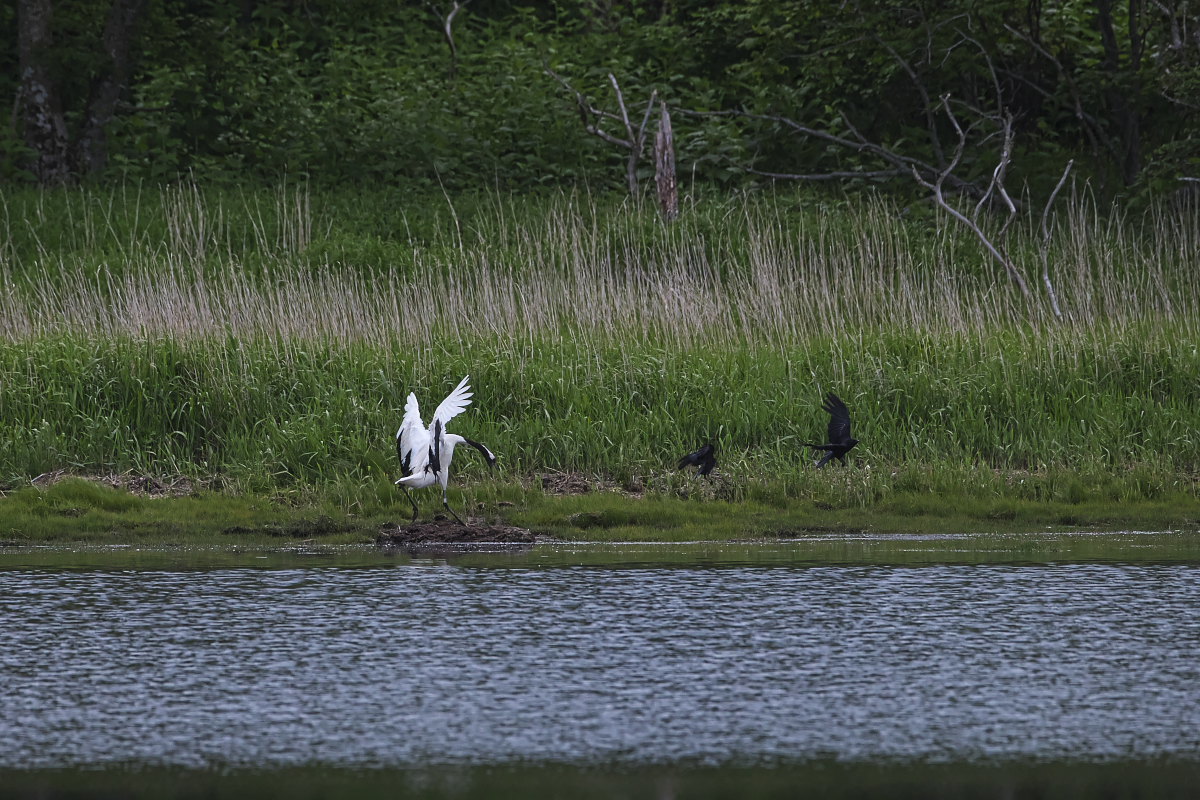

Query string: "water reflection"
[[1, 562, 1198, 768]]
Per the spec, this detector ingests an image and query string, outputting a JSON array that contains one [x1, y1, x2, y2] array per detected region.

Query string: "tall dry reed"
[[0, 186, 1196, 347]]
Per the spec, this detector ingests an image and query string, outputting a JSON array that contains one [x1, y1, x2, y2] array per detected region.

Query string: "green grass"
[[0, 331, 1197, 490], [511, 491, 1200, 542], [2, 472, 1198, 546], [0, 184, 1198, 543], [0, 479, 377, 545]]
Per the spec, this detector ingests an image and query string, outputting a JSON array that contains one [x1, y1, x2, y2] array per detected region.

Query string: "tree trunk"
[[1095, 0, 1145, 186], [75, 0, 145, 176], [16, 0, 71, 185]]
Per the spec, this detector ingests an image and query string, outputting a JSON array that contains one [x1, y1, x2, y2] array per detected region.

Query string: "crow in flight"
[[804, 392, 859, 468], [677, 443, 717, 476]]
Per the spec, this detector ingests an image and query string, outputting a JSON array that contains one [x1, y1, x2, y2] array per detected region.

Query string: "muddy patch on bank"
[[28, 469, 200, 498], [377, 520, 545, 546]]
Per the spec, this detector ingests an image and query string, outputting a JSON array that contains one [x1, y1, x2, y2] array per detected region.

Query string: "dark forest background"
[[4, 0, 1198, 202]]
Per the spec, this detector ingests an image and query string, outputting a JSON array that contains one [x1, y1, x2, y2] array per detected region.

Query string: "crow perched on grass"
[[677, 443, 717, 476], [804, 392, 859, 468]]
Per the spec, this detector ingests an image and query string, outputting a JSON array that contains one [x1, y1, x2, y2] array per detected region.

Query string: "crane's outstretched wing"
[[823, 392, 853, 446], [429, 375, 474, 435], [397, 391, 430, 478]]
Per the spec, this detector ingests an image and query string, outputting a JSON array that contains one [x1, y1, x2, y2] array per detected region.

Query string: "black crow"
[[804, 392, 859, 468], [677, 443, 717, 476]]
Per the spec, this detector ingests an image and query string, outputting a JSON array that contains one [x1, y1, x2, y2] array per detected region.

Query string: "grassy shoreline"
[[2, 474, 1198, 547], [2, 185, 1199, 542]]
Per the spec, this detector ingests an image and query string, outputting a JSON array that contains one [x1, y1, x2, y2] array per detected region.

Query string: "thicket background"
[[4, 0, 1198, 201]]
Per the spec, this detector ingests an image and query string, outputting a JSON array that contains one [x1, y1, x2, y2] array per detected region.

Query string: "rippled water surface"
[[2, 549, 1199, 769]]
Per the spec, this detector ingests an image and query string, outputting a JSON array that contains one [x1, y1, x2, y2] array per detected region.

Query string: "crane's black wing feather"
[[430, 419, 443, 476], [397, 433, 412, 478]]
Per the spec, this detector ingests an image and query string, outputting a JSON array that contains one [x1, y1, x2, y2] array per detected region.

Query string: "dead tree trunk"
[[654, 101, 678, 221]]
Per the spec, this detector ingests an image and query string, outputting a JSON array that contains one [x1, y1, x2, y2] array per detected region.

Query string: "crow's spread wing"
[[823, 392, 853, 445], [678, 443, 716, 472]]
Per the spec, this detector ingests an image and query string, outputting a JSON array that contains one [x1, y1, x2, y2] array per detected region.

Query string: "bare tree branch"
[[607, 73, 659, 195], [946, 27, 1004, 115], [1040, 159, 1074, 320], [679, 107, 986, 199], [1150, 0, 1186, 51], [546, 67, 632, 147], [546, 67, 657, 196], [610, 74, 634, 143], [1161, 90, 1200, 110], [635, 85, 658, 147], [681, 74, 1081, 311], [431, 0, 472, 79], [911, 97, 1031, 299], [974, 111, 1015, 220], [744, 166, 908, 181], [872, 34, 945, 167]]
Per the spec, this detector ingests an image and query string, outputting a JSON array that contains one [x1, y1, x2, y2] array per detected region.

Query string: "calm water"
[[2, 548, 1199, 770]]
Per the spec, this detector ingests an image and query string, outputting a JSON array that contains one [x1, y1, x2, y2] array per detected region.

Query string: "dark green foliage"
[[100, 2, 670, 188], [3, 0, 1196, 196]]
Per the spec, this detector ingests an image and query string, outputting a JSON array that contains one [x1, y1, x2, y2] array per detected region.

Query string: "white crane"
[[395, 375, 497, 524]]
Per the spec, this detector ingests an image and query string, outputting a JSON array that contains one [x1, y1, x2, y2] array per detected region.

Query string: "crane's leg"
[[400, 485, 419, 523], [441, 486, 465, 525]]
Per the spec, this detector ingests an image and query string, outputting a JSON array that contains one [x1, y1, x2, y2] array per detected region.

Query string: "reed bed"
[[1, 184, 1197, 346], [0, 184, 1197, 507]]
